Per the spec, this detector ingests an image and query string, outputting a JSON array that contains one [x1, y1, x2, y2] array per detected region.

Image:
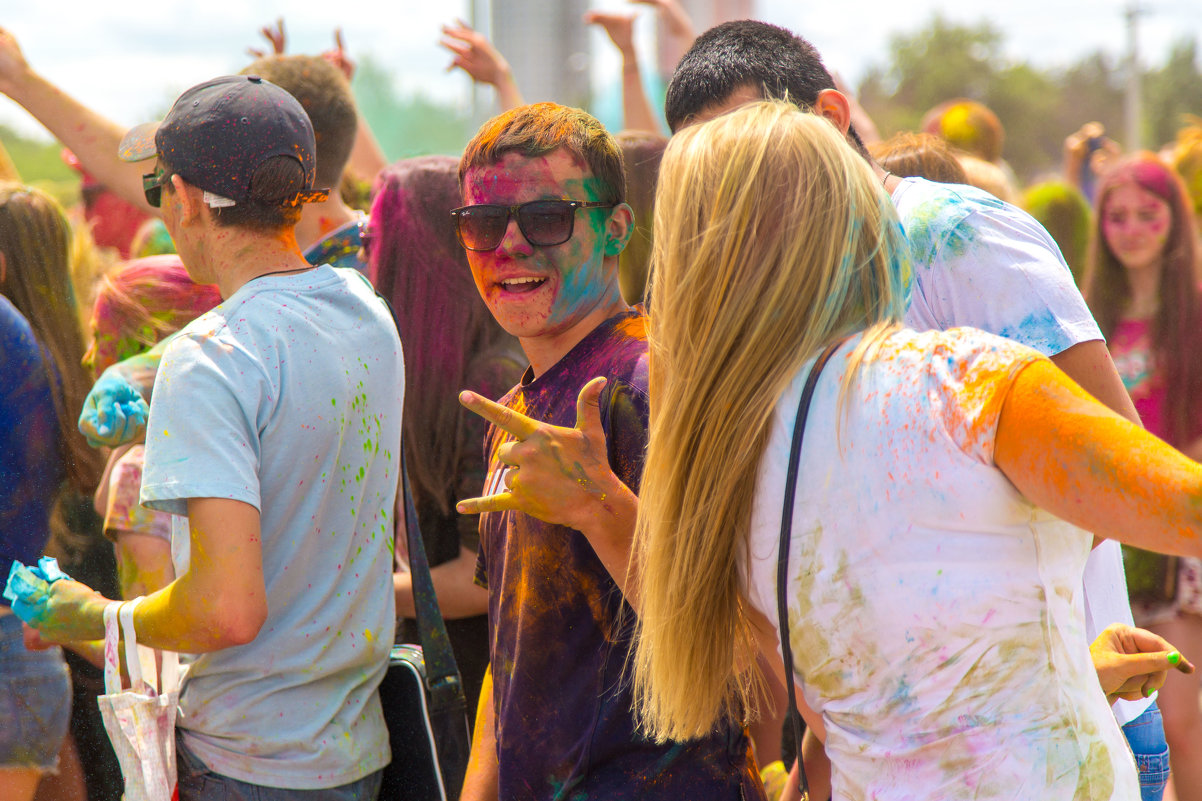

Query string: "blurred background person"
[[84, 255, 221, 602], [369, 155, 524, 719], [0, 182, 104, 801], [1084, 152, 1202, 801]]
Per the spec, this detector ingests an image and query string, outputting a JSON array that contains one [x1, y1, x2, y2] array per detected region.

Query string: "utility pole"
[[1124, 2, 1146, 151], [469, 0, 483, 120]]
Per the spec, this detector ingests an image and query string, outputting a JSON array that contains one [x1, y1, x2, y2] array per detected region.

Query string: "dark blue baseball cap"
[[118, 74, 328, 206]]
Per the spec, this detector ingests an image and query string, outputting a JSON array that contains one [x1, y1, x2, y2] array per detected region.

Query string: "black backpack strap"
[[400, 443, 465, 709], [777, 336, 850, 801], [376, 287, 465, 710]]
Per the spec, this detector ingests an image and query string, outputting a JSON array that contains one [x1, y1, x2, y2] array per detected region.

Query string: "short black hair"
[[664, 20, 865, 153]]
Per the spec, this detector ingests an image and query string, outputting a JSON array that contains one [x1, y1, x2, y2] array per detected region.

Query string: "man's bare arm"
[[0, 27, 155, 214], [14, 497, 267, 653], [1048, 339, 1139, 424], [394, 546, 489, 619]]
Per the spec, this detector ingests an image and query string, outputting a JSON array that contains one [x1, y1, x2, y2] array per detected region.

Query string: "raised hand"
[[585, 12, 637, 57], [0, 26, 32, 96], [247, 18, 287, 60], [631, 0, 696, 43], [321, 28, 355, 81], [440, 19, 511, 86]]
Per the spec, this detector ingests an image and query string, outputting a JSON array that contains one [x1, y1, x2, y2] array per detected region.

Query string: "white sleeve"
[[902, 185, 1103, 357], [140, 331, 265, 515]]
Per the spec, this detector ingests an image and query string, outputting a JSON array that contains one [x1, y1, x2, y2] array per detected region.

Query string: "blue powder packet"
[[4, 557, 72, 623]]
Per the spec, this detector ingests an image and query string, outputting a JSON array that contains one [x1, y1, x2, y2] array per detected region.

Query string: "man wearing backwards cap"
[[17, 75, 405, 801]]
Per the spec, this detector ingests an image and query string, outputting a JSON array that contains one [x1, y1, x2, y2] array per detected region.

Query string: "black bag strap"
[[375, 287, 465, 711], [400, 442, 465, 708], [776, 336, 850, 801]]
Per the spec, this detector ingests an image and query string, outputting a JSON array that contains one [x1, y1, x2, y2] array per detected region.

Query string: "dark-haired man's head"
[[664, 20, 866, 155], [242, 55, 358, 190]]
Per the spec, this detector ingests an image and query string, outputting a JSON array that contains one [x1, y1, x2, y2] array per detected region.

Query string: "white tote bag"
[[96, 597, 180, 801]]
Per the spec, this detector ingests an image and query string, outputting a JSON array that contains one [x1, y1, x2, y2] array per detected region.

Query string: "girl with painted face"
[[86, 256, 221, 602], [1085, 153, 1202, 801], [629, 102, 1202, 801]]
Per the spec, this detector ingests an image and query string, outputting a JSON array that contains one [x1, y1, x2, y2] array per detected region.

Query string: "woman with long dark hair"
[[1085, 152, 1202, 801], [369, 156, 524, 718]]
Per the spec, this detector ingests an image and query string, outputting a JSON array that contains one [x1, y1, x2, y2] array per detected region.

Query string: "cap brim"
[[117, 121, 161, 163]]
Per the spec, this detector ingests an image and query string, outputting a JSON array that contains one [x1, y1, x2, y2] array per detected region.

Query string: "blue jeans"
[[0, 612, 71, 769], [1122, 702, 1170, 801], [176, 730, 382, 801]]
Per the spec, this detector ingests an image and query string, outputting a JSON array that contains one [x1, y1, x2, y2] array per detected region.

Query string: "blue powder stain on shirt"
[[886, 675, 918, 715], [997, 307, 1075, 356]]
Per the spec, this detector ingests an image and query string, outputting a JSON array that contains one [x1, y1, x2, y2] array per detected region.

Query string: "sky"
[[1, 0, 1197, 142]]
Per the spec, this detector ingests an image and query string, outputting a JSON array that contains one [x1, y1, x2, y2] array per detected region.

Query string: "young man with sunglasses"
[[14, 75, 404, 801], [451, 102, 765, 801]]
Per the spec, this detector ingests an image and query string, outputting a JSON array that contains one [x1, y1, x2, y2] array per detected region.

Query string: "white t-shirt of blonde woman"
[[745, 328, 1138, 801]]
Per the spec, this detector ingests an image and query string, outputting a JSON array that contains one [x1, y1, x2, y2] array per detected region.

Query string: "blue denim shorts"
[[177, 730, 382, 801], [0, 612, 72, 770], [1122, 702, 1170, 801]]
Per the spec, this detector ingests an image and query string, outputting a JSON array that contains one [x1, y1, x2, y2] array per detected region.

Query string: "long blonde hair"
[[633, 101, 910, 742], [0, 183, 104, 492]]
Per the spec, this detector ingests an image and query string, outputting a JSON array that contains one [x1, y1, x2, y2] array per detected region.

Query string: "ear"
[[814, 88, 852, 136], [603, 203, 634, 257], [170, 174, 204, 225]]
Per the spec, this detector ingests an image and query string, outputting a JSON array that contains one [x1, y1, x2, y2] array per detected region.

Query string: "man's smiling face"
[[460, 148, 623, 356]]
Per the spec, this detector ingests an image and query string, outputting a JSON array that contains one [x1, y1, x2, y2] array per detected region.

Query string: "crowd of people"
[[2, 8, 1202, 801]]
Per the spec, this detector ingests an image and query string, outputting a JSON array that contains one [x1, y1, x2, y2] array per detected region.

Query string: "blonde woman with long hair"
[[631, 101, 1202, 800]]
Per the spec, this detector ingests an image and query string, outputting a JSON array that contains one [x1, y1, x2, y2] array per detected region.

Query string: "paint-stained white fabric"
[[141, 265, 403, 789], [894, 177, 1101, 355], [745, 328, 1139, 801], [893, 177, 1147, 725]]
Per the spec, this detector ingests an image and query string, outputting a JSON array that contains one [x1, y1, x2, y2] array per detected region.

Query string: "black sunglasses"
[[450, 200, 615, 252], [142, 169, 172, 208]]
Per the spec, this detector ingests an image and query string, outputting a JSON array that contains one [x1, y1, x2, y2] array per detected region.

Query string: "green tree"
[[352, 56, 476, 162], [858, 14, 1004, 137], [856, 15, 1147, 182], [984, 62, 1060, 178], [1145, 38, 1202, 150], [0, 123, 80, 205]]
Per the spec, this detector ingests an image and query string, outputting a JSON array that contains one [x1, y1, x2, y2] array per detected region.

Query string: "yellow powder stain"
[[363, 628, 374, 642], [163, 430, 170, 437]]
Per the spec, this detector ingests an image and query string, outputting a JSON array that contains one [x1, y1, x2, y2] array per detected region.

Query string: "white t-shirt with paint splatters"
[[893, 177, 1148, 725], [894, 177, 1101, 353], [746, 328, 1138, 801], [141, 265, 403, 789]]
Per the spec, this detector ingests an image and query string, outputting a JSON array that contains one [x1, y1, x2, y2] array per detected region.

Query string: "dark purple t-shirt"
[[0, 295, 62, 600], [476, 309, 764, 801]]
